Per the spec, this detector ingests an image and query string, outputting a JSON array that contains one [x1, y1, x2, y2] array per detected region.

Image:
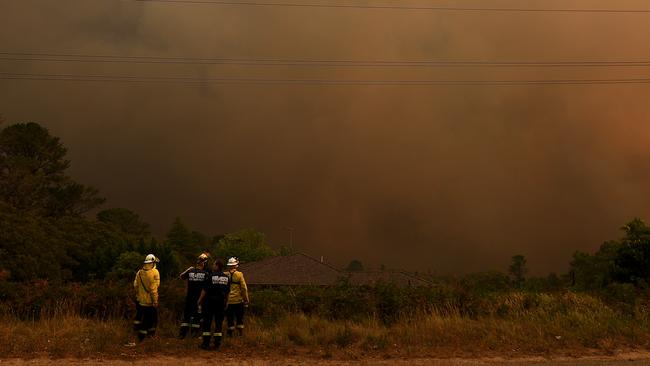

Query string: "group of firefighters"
[[132, 252, 249, 350]]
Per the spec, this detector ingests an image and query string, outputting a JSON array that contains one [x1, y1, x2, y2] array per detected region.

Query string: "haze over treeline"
[[2, 0, 650, 273]]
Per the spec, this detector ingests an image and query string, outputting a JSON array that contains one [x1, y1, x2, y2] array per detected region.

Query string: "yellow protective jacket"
[[227, 269, 249, 305], [133, 264, 160, 307]]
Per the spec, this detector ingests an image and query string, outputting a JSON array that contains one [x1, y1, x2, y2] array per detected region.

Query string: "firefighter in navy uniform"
[[178, 253, 210, 339], [197, 259, 230, 350], [225, 257, 249, 336]]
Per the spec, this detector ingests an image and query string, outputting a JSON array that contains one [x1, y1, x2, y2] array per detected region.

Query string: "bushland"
[[2, 278, 650, 359]]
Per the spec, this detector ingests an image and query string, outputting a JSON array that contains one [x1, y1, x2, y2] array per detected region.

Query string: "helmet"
[[197, 253, 209, 263], [144, 254, 159, 264], [226, 257, 239, 267]]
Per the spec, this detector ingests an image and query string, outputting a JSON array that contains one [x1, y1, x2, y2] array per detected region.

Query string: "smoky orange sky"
[[2, 0, 650, 274]]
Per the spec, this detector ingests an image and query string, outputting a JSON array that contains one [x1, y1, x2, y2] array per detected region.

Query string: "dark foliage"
[[0, 121, 274, 283]]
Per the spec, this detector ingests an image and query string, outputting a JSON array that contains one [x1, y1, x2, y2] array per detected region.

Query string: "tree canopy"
[[214, 229, 276, 263], [97, 208, 150, 239], [0, 121, 279, 282], [508, 255, 528, 288], [346, 260, 364, 272], [570, 218, 650, 289], [0, 122, 104, 216]]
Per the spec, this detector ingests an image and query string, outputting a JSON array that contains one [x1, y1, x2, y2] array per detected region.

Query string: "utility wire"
[[3, 72, 650, 85], [4, 52, 650, 68], [132, 0, 650, 13]]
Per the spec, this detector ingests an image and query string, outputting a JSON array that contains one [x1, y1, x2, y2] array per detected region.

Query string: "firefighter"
[[225, 257, 249, 336], [197, 259, 230, 350], [133, 254, 160, 342], [178, 252, 210, 339]]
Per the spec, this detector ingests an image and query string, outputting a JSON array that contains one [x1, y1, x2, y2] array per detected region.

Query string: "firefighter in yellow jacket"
[[133, 254, 161, 342], [225, 257, 249, 336]]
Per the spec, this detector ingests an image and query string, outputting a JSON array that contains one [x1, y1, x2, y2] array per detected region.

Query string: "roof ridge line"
[[291, 252, 343, 273]]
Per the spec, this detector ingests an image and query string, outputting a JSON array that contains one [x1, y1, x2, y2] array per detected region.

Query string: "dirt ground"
[[3, 353, 650, 366]]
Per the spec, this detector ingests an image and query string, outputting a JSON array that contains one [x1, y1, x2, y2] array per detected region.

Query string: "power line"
[[4, 52, 650, 68], [132, 0, 650, 13], [3, 71, 650, 86]]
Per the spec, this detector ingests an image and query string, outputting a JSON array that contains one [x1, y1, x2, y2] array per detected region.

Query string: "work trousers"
[[134, 304, 158, 341], [201, 298, 226, 347], [179, 296, 202, 336], [225, 302, 245, 335]]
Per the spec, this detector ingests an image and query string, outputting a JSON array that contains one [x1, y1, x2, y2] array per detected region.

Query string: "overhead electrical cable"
[[4, 52, 650, 68], [132, 0, 650, 13], [4, 72, 650, 86]]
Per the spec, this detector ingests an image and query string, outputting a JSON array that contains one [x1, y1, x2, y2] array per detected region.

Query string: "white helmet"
[[227, 257, 239, 267], [144, 254, 159, 264]]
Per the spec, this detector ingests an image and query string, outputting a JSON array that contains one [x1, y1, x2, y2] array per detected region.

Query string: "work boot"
[[227, 328, 234, 337], [137, 330, 147, 342], [200, 333, 211, 350], [213, 334, 222, 350], [190, 327, 199, 337], [237, 326, 244, 337], [178, 326, 189, 339]]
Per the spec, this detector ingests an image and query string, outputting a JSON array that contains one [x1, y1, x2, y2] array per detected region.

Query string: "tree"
[[165, 217, 193, 252], [0, 122, 104, 216], [346, 259, 364, 272], [614, 218, 650, 284], [107, 251, 143, 280], [278, 245, 295, 256], [45, 182, 105, 217], [508, 255, 527, 288], [164, 217, 208, 265], [214, 229, 276, 263], [462, 271, 512, 293], [55, 217, 129, 281], [97, 208, 150, 243], [570, 241, 620, 290], [0, 202, 72, 281], [621, 218, 650, 244]]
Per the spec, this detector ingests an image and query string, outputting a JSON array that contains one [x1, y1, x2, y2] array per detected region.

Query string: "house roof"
[[238, 253, 433, 287], [239, 253, 342, 286]]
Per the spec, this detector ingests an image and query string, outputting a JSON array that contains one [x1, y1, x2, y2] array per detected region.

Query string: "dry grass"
[[0, 316, 129, 358], [1, 292, 649, 360]]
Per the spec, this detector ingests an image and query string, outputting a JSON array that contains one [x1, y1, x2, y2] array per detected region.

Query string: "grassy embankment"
[[1, 291, 649, 359]]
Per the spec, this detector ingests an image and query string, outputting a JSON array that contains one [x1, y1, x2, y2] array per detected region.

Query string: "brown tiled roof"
[[239, 253, 433, 287], [238, 253, 342, 286]]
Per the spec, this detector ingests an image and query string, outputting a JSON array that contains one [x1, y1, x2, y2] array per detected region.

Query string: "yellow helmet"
[[197, 252, 209, 263]]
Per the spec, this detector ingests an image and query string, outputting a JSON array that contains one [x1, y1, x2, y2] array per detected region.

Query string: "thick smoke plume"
[[2, 0, 650, 273]]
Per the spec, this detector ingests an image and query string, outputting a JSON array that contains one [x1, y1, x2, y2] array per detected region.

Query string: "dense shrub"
[[2, 275, 649, 330]]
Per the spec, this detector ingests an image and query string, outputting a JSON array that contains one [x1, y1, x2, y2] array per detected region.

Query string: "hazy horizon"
[[2, 0, 650, 274]]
